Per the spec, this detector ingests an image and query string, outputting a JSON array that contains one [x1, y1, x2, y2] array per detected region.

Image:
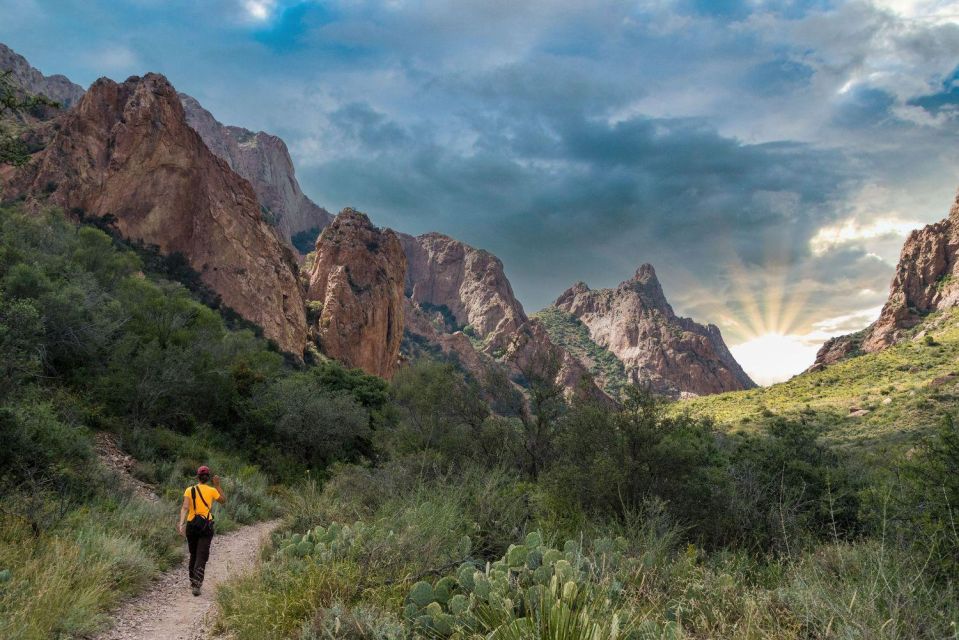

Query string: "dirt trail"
[[92, 519, 280, 640], [89, 434, 279, 639]]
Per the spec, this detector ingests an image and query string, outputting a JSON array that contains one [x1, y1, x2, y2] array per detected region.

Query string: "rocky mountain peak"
[[812, 187, 959, 368], [551, 264, 755, 397], [625, 263, 670, 312], [0, 43, 85, 108], [307, 208, 406, 378], [398, 232, 609, 400], [633, 262, 658, 283], [179, 92, 332, 252], [400, 231, 528, 352], [4, 71, 308, 355]]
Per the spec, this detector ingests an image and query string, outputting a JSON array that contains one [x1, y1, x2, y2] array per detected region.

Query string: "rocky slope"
[[2, 73, 308, 354], [400, 232, 527, 353], [307, 209, 406, 378], [399, 232, 606, 400], [551, 264, 755, 397], [0, 43, 84, 109], [811, 189, 959, 369], [532, 306, 630, 399], [180, 94, 333, 251], [0, 43, 331, 253]]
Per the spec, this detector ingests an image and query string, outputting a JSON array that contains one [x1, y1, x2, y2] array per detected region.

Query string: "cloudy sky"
[[3, 0, 959, 383]]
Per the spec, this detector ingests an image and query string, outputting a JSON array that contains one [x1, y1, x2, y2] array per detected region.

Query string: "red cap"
[[197, 466, 211, 476]]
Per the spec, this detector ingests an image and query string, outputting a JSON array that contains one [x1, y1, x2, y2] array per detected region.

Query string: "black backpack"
[[189, 485, 215, 536]]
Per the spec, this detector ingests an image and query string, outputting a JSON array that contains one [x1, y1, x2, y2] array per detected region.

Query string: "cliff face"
[[307, 209, 407, 378], [4, 73, 308, 355], [863, 193, 959, 351], [552, 264, 755, 397], [811, 190, 959, 369], [399, 232, 607, 400], [400, 232, 527, 352], [180, 94, 333, 250], [0, 43, 85, 109]]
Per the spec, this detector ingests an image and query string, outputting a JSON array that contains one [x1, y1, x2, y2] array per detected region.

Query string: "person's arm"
[[177, 494, 190, 537], [213, 475, 226, 504]]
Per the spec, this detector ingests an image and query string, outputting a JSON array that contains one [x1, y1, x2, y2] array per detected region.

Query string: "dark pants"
[[186, 521, 214, 588]]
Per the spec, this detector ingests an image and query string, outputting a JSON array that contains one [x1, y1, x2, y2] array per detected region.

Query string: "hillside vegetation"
[[0, 206, 389, 639], [677, 310, 959, 447], [3, 205, 959, 639], [534, 306, 630, 399]]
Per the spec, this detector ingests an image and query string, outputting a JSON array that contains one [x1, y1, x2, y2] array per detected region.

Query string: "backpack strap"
[[191, 485, 213, 520]]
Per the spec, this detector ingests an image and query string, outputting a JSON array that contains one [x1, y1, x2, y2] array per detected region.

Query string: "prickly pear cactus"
[[409, 581, 434, 608], [402, 530, 635, 638], [273, 520, 369, 564]]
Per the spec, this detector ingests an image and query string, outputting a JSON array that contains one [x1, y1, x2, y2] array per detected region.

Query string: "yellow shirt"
[[184, 484, 220, 521]]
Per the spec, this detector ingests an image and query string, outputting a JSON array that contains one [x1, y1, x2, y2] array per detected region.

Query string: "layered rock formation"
[[862, 192, 959, 350], [400, 232, 527, 352], [307, 209, 406, 378], [3, 73, 308, 354], [503, 318, 605, 401], [552, 264, 755, 397], [180, 94, 333, 250], [811, 190, 959, 369], [0, 43, 84, 109], [399, 232, 606, 400]]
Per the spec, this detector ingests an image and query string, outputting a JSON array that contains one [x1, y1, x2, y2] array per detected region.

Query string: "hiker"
[[177, 466, 227, 596]]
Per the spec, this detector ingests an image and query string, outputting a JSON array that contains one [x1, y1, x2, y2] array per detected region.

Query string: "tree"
[[515, 348, 566, 478], [0, 295, 43, 396], [261, 374, 371, 469], [389, 360, 491, 463]]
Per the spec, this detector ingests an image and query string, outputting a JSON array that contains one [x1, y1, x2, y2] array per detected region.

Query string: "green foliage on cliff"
[[0, 70, 58, 167], [291, 226, 321, 254], [533, 306, 629, 399]]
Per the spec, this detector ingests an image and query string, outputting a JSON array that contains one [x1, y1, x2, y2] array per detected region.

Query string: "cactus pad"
[[409, 580, 434, 608]]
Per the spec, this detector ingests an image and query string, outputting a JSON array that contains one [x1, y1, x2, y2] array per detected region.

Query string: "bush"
[[725, 419, 861, 552]]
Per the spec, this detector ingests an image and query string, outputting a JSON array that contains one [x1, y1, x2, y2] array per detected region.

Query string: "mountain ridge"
[[179, 94, 334, 252], [0, 43, 84, 109], [0, 43, 755, 393], [550, 263, 756, 397], [1, 72, 309, 354], [811, 189, 959, 370]]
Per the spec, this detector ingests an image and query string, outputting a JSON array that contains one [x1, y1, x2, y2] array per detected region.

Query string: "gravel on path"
[[90, 519, 280, 640]]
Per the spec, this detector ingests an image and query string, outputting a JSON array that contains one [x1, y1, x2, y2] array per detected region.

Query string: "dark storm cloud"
[[743, 59, 815, 96], [832, 86, 897, 128], [300, 94, 856, 312]]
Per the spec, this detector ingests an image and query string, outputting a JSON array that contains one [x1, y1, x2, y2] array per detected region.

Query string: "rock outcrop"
[[400, 232, 527, 353], [552, 264, 755, 397], [3, 73, 308, 354], [862, 192, 959, 350], [0, 43, 84, 109], [398, 232, 608, 400], [307, 209, 406, 378], [811, 189, 959, 369], [503, 318, 606, 402], [807, 334, 861, 372], [180, 94, 333, 251]]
